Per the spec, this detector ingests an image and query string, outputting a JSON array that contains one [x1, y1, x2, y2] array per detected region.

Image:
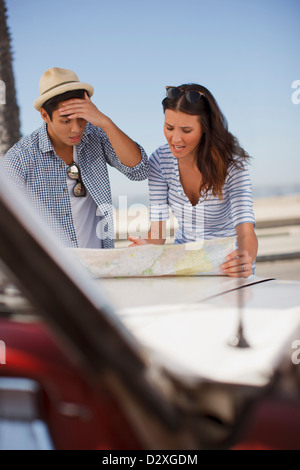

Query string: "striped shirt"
[[149, 144, 255, 244], [2, 122, 149, 249]]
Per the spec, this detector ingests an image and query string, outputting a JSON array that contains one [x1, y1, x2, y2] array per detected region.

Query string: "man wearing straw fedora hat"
[[2, 67, 149, 249]]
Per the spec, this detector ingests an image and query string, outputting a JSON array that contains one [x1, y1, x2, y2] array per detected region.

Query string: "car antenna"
[[228, 277, 250, 348]]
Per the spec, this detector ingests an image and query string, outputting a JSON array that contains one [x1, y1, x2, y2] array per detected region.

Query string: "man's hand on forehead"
[[59, 92, 109, 128]]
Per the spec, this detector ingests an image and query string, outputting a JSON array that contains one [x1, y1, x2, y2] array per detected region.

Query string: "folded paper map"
[[73, 237, 236, 278]]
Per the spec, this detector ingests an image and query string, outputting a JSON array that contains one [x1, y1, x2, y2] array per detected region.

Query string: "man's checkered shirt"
[[2, 122, 149, 248]]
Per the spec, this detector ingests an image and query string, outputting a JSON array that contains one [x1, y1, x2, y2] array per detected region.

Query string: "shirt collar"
[[38, 122, 54, 154], [76, 122, 93, 152]]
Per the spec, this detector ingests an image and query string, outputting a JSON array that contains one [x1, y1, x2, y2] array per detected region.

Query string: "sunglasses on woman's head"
[[67, 162, 86, 197], [166, 86, 206, 103]]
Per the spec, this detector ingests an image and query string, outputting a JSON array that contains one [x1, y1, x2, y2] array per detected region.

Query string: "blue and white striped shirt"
[[2, 122, 149, 248], [149, 144, 255, 244]]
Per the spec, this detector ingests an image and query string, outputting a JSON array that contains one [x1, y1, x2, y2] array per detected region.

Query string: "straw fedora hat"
[[34, 67, 94, 110]]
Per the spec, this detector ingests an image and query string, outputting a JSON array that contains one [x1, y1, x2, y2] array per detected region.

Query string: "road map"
[[73, 237, 236, 278]]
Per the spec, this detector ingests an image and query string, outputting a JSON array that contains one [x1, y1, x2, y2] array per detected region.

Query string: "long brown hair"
[[162, 84, 250, 199]]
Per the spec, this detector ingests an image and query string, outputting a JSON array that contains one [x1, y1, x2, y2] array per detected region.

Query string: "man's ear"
[[40, 108, 50, 123]]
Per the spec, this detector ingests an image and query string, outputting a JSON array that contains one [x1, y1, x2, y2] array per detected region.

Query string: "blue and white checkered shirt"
[[2, 122, 149, 248]]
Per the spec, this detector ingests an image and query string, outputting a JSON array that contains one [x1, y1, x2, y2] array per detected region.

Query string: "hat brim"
[[33, 82, 94, 111]]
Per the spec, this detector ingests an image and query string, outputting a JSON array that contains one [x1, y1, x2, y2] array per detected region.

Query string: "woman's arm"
[[129, 221, 166, 246], [221, 223, 258, 277]]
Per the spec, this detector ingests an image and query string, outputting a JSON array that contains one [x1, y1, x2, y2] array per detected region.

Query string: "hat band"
[[41, 80, 79, 95]]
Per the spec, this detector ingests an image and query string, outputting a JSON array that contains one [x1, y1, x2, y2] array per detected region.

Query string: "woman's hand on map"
[[128, 236, 148, 247], [221, 249, 253, 278]]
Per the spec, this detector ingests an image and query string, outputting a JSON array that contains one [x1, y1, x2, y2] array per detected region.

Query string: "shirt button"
[[71, 237, 75, 241], [63, 188, 67, 192], [66, 213, 70, 217]]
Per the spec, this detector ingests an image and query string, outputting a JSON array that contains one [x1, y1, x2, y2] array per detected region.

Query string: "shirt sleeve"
[[97, 127, 149, 181], [149, 149, 170, 221], [227, 160, 256, 228], [1, 146, 27, 193]]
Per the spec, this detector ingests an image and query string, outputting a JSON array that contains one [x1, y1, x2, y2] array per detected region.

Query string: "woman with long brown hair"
[[129, 84, 257, 277]]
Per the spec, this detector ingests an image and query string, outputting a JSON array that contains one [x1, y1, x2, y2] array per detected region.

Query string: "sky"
[[4, 0, 300, 204]]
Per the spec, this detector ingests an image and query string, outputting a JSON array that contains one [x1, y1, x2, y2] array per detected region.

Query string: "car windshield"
[[0, 262, 38, 319], [0, 170, 185, 431]]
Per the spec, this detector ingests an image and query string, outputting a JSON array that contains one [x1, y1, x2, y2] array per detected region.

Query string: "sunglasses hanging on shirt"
[[67, 162, 86, 197]]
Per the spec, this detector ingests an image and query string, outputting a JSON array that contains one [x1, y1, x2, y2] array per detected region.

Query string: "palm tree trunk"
[[0, 0, 21, 157]]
